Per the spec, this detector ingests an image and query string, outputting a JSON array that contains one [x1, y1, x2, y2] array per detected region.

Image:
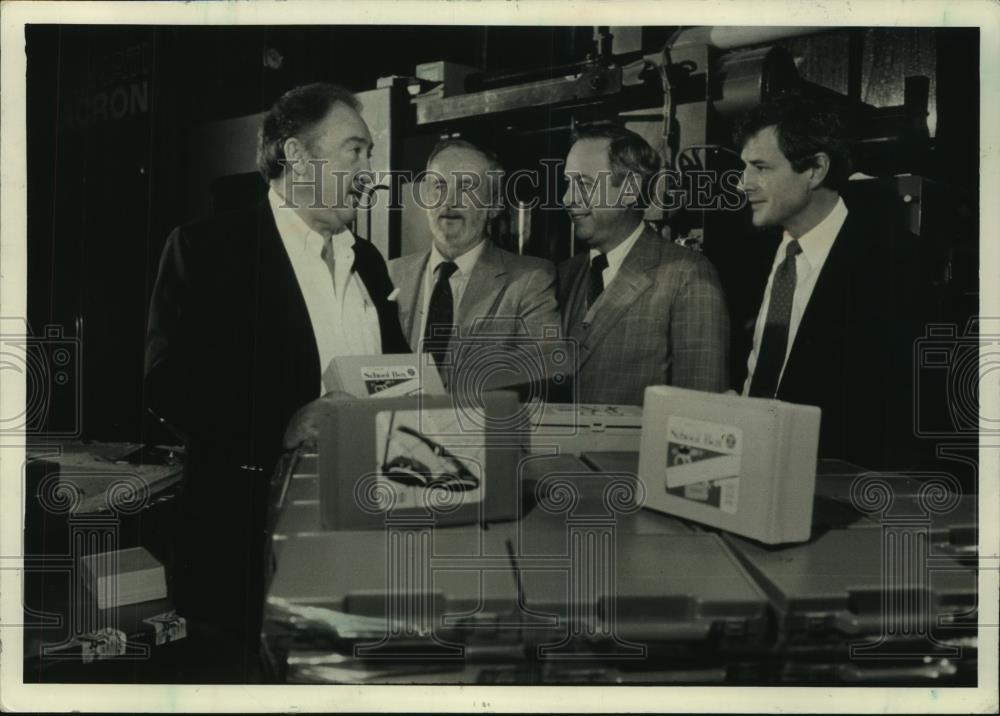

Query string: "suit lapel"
[[257, 205, 310, 333], [393, 252, 429, 345], [456, 241, 506, 336], [574, 227, 657, 370], [254, 204, 321, 387], [782, 211, 856, 379]]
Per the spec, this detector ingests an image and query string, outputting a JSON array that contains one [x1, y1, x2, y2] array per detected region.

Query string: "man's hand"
[[282, 391, 354, 452]]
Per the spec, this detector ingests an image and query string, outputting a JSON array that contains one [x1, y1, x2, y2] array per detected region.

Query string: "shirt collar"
[[590, 220, 645, 273], [781, 196, 847, 270], [269, 187, 355, 257], [429, 238, 487, 278]]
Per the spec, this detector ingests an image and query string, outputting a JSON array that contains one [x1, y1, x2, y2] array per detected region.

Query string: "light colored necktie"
[[320, 237, 338, 293]]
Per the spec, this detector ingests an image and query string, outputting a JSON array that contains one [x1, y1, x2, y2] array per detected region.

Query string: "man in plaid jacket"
[[557, 125, 730, 405]]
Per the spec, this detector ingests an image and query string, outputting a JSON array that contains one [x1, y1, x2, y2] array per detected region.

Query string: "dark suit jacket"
[[738, 191, 928, 469], [144, 203, 408, 629], [557, 226, 730, 405]]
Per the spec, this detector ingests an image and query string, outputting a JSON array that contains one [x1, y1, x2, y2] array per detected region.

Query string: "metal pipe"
[[471, 60, 592, 91], [670, 26, 831, 50]]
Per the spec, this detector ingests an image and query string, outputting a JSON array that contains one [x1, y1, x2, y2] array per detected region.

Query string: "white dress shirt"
[[416, 239, 488, 341], [589, 220, 645, 293], [269, 189, 382, 395], [743, 197, 848, 395]]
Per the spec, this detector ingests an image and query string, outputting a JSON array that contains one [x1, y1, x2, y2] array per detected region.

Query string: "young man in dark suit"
[[144, 83, 408, 672], [735, 99, 927, 469]]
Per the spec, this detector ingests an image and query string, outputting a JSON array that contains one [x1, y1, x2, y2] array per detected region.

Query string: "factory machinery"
[[339, 26, 971, 333]]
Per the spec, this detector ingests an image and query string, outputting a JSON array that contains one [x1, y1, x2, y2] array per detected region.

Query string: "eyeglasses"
[[380, 419, 480, 492]]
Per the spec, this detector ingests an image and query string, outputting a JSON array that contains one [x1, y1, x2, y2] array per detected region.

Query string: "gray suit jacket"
[[389, 241, 560, 387], [557, 226, 730, 405]]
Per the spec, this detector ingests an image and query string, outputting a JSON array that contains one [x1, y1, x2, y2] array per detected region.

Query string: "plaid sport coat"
[[557, 225, 730, 405]]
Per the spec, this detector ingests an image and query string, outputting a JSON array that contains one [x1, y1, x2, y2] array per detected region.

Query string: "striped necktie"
[[749, 239, 802, 398]]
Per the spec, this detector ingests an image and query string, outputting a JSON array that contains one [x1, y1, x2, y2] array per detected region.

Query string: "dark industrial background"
[[24, 25, 979, 444]]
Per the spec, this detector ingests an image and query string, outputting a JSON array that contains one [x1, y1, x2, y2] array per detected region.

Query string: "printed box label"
[[361, 365, 420, 397], [664, 417, 742, 514]]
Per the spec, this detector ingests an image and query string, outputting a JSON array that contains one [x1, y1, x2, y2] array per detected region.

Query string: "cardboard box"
[[527, 403, 643, 455], [80, 547, 167, 609], [319, 390, 525, 529], [414, 61, 480, 97], [323, 353, 446, 398], [637, 386, 821, 544], [24, 599, 185, 664]]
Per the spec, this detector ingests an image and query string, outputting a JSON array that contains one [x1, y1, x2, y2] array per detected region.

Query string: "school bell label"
[[361, 365, 420, 397], [664, 417, 742, 514]]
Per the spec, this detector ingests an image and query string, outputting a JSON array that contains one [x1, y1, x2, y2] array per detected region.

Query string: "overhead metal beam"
[[413, 64, 623, 125]]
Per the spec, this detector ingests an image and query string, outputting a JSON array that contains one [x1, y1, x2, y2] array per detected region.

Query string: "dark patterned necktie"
[[749, 239, 802, 398], [588, 253, 609, 307], [423, 261, 459, 366]]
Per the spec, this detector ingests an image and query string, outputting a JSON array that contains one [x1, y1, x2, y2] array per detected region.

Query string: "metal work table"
[[262, 453, 979, 685]]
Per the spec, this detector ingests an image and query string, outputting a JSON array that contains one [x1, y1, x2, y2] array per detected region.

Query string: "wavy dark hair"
[[733, 98, 852, 192], [256, 83, 361, 182]]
